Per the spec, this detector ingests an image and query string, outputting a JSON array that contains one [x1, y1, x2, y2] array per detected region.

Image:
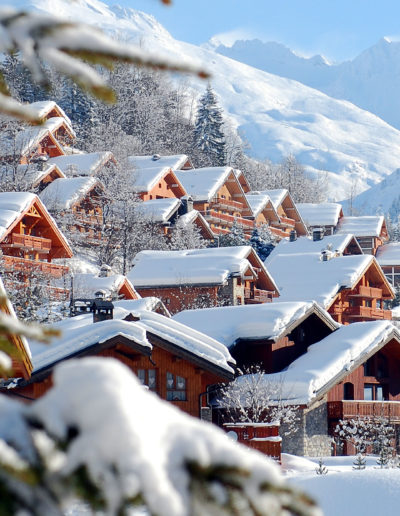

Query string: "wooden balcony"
[[348, 285, 383, 298], [74, 212, 103, 226], [345, 306, 392, 320], [1, 233, 52, 253], [209, 197, 244, 212], [201, 210, 254, 229], [2, 255, 69, 278], [269, 226, 290, 239], [244, 287, 274, 304], [276, 216, 296, 228], [328, 400, 400, 421]]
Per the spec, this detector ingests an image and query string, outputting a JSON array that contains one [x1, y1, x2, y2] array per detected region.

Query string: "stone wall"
[[281, 398, 332, 456]]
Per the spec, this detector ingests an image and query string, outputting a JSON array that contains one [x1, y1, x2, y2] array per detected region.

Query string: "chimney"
[[289, 229, 297, 242], [91, 291, 114, 323], [31, 154, 49, 171], [152, 154, 161, 161], [313, 228, 323, 241], [179, 195, 194, 215], [99, 264, 112, 278], [321, 251, 328, 262]]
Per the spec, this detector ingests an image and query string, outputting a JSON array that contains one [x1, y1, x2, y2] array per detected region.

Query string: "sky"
[[113, 0, 400, 62]]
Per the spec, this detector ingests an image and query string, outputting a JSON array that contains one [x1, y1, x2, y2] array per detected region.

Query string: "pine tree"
[[218, 220, 247, 247], [353, 453, 366, 470], [193, 84, 226, 166], [250, 227, 275, 261]]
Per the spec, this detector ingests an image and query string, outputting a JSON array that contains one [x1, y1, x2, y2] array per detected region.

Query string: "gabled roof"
[[73, 273, 139, 300], [0, 163, 66, 190], [173, 301, 338, 349], [296, 202, 343, 227], [263, 321, 400, 405], [376, 242, 400, 266], [0, 123, 65, 159], [128, 246, 279, 293], [265, 234, 363, 264], [28, 101, 72, 127], [176, 210, 214, 240], [260, 189, 288, 210], [266, 253, 394, 309], [43, 116, 76, 141], [48, 151, 115, 177], [136, 198, 181, 223], [128, 154, 193, 171], [129, 165, 187, 196], [40, 176, 103, 211], [336, 216, 387, 238], [29, 299, 234, 378], [0, 192, 73, 259], [245, 191, 279, 220]]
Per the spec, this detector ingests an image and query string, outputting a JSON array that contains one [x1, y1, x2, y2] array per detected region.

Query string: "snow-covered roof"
[[263, 321, 400, 405], [48, 152, 114, 176], [31, 300, 235, 376], [128, 154, 191, 171], [40, 176, 101, 210], [175, 167, 233, 201], [28, 100, 72, 128], [336, 216, 385, 237], [265, 234, 362, 264], [0, 192, 37, 241], [43, 116, 76, 139], [135, 198, 180, 223], [0, 163, 65, 188], [245, 192, 278, 219], [128, 246, 260, 288], [254, 189, 288, 211], [296, 202, 343, 227], [376, 242, 400, 266], [266, 253, 375, 309], [73, 273, 137, 299], [173, 301, 338, 348], [133, 310, 235, 374]]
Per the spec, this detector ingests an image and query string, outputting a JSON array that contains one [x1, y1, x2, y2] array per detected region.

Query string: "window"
[[137, 369, 157, 390], [343, 382, 354, 400], [364, 383, 386, 401], [166, 372, 187, 401], [364, 384, 374, 400], [364, 358, 374, 377]]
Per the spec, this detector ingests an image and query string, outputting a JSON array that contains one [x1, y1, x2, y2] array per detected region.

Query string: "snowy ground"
[[283, 453, 400, 516]]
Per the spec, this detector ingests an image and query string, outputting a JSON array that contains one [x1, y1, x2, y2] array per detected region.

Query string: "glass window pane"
[[148, 369, 156, 389], [364, 384, 373, 401], [166, 372, 174, 388], [137, 369, 145, 385], [176, 376, 186, 390], [376, 386, 384, 401]]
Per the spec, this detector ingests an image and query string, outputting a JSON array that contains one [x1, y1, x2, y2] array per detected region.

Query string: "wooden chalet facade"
[[336, 215, 389, 255], [0, 193, 72, 292], [128, 247, 279, 314], [10, 304, 234, 420], [176, 167, 255, 238], [296, 202, 344, 236]]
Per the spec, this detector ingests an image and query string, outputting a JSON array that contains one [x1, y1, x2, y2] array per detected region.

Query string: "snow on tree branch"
[[0, 7, 209, 122], [0, 358, 320, 516]]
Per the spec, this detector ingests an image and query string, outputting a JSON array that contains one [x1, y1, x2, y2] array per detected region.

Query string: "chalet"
[[336, 215, 389, 255], [0, 276, 32, 380], [246, 189, 308, 239], [0, 192, 73, 286], [258, 321, 400, 456], [48, 151, 116, 177], [173, 301, 339, 374], [11, 299, 235, 418], [128, 155, 188, 201], [296, 202, 344, 236], [136, 197, 214, 240], [376, 242, 400, 287], [0, 162, 65, 194], [25, 100, 75, 148], [40, 176, 105, 245], [266, 251, 394, 324], [127, 246, 279, 314], [128, 154, 194, 172], [175, 167, 254, 237]]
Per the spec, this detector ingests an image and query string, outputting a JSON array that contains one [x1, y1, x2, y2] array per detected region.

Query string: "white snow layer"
[[128, 246, 260, 287], [258, 321, 400, 404], [266, 253, 373, 308], [376, 242, 400, 266], [296, 203, 343, 227], [135, 198, 180, 223], [40, 176, 100, 210], [128, 154, 190, 171], [48, 152, 114, 176], [175, 167, 233, 201], [29, 357, 293, 516], [72, 273, 133, 298], [173, 301, 337, 348], [336, 216, 385, 237]]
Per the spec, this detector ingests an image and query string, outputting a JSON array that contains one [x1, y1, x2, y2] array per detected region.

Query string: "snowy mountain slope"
[[13, 0, 400, 201], [215, 37, 400, 133]]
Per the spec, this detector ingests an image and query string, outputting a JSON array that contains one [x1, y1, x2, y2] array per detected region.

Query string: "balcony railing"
[[244, 287, 274, 303], [201, 210, 254, 229], [269, 226, 290, 239], [1, 233, 52, 253], [328, 400, 400, 421], [345, 306, 392, 320], [277, 216, 296, 228], [2, 256, 69, 278], [209, 197, 244, 212], [348, 285, 383, 298], [73, 212, 103, 226]]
